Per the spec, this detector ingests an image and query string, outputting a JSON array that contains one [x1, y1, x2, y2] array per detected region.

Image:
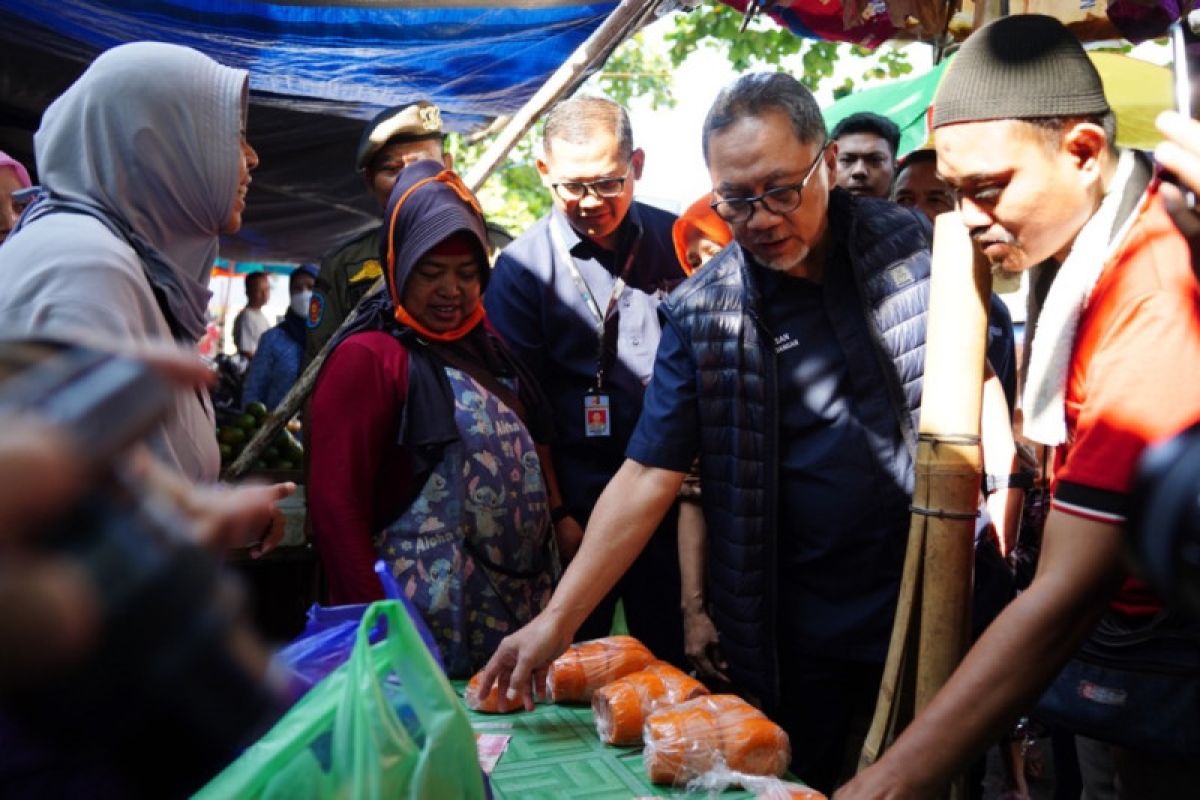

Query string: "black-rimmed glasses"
[[710, 141, 830, 224], [551, 168, 631, 202]]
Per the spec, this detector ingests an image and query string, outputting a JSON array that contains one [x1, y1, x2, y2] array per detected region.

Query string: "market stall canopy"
[[718, 0, 1171, 46], [823, 51, 1171, 156], [0, 0, 621, 262]]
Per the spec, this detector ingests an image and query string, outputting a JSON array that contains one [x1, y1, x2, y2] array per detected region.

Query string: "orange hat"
[[671, 193, 733, 276]]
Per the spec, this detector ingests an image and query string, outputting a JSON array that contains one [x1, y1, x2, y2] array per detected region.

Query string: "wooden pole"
[[858, 213, 992, 798], [462, 0, 664, 193], [224, 0, 663, 480]]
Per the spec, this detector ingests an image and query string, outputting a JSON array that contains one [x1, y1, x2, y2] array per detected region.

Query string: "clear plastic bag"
[[684, 760, 827, 799], [642, 694, 790, 786], [592, 661, 708, 745], [546, 635, 656, 703], [464, 670, 531, 714]]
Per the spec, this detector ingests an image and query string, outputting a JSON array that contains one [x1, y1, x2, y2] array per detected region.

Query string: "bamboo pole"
[[858, 213, 992, 798], [224, 0, 663, 480], [915, 212, 990, 715]]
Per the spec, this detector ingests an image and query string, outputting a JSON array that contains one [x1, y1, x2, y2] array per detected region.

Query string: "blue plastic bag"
[[278, 561, 443, 694]]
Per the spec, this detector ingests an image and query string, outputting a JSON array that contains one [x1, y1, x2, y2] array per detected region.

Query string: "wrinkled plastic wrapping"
[[642, 694, 790, 786], [688, 766, 827, 799], [592, 662, 708, 745], [547, 635, 657, 703]]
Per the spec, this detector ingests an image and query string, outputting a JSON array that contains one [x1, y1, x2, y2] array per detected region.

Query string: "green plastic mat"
[[456, 681, 767, 799]]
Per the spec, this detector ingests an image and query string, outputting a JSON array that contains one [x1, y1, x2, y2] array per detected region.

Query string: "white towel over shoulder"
[[1021, 150, 1139, 446]]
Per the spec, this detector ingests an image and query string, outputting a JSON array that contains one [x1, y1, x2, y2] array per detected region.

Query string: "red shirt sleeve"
[[1053, 197, 1200, 520], [1056, 289, 1200, 514], [308, 332, 410, 604]]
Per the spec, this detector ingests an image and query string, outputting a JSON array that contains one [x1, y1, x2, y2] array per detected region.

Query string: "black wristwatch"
[[550, 505, 572, 523]]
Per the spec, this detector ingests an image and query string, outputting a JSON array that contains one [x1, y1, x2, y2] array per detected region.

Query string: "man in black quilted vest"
[[479, 72, 1012, 794]]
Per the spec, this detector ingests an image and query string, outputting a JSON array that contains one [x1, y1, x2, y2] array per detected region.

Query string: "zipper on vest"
[[758, 308, 783, 707]]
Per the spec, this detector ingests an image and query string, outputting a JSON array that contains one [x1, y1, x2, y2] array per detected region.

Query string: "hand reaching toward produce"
[[475, 610, 574, 711]]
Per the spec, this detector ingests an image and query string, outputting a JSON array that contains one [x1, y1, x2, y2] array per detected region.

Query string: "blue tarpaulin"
[[3, 0, 618, 129], [0, 1, 621, 260]]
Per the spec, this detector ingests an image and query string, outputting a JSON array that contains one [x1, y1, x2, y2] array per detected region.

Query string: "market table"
[[454, 681, 804, 799]]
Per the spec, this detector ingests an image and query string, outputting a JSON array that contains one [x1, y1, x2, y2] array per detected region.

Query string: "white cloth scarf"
[[1022, 149, 1139, 446]]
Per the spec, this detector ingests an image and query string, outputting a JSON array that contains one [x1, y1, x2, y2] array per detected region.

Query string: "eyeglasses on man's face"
[[710, 141, 830, 225], [551, 167, 631, 202]]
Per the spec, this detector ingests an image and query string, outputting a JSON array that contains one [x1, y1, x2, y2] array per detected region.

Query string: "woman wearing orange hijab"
[[308, 160, 578, 677], [671, 193, 732, 275]]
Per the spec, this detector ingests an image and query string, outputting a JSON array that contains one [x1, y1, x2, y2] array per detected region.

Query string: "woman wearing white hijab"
[[0, 41, 256, 483]]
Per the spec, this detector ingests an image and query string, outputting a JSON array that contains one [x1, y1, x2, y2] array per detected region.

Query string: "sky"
[[615, 25, 1171, 326], [624, 22, 1168, 213], [623, 27, 934, 212]]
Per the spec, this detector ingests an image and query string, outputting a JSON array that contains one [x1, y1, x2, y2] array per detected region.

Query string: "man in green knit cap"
[[837, 14, 1200, 799]]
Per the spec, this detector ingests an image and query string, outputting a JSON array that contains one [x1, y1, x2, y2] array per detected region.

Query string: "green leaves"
[[453, 3, 916, 233], [447, 130, 549, 235]]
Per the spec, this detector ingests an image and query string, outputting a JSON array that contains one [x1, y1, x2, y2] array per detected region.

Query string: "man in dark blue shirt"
[[484, 96, 687, 666], [480, 74, 1013, 794]]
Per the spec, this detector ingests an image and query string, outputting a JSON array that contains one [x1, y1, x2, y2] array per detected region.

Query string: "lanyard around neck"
[[549, 220, 639, 390]]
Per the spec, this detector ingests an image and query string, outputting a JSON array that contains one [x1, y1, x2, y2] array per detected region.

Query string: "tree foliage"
[[460, 2, 914, 232], [449, 29, 676, 233], [665, 3, 911, 95], [446, 131, 548, 237]]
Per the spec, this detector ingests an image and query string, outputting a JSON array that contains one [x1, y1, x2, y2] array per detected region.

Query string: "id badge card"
[[583, 392, 611, 438]]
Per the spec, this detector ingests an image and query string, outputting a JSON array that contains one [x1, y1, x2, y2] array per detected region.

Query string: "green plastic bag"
[[195, 601, 484, 800]]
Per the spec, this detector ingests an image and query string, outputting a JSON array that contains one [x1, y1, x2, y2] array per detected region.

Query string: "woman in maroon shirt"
[[308, 160, 578, 677]]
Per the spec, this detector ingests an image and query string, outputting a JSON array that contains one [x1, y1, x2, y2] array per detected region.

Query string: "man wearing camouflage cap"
[[838, 15, 1200, 799], [305, 101, 452, 365]]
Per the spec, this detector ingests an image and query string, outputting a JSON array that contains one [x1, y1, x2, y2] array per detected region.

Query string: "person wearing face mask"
[[304, 101, 452, 367], [0, 152, 33, 246], [307, 159, 578, 677], [241, 264, 318, 411]]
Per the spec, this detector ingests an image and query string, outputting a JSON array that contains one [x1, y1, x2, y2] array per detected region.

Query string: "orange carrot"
[[546, 635, 656, 703], [464, 670, 526, 713], [643, 694, 790, 785], [592, 662, 709, 745]]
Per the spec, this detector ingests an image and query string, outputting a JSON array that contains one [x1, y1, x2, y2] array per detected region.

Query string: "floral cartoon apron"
[[377, 366, 556, 676]]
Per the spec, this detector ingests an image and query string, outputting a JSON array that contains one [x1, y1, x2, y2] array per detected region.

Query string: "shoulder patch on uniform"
[[349, 259, 383, 284], [307, 292, 326, 328]]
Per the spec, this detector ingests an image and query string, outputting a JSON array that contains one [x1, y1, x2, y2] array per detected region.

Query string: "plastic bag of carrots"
[[642, 694, 791, 786], [547, 635, 656, 703], [592, 662, 708, 745]]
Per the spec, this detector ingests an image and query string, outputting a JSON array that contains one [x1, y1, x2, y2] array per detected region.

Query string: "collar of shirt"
[[551, 203, 644, 272]]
